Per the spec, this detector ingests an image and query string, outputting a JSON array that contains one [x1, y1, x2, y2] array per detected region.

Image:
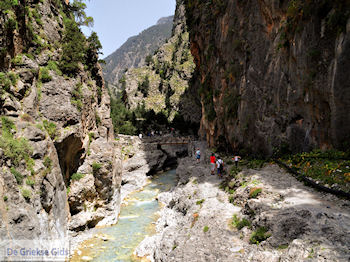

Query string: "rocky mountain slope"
[[0, 0, 121, 247], [184, 0, 350, 155], [103, 16, 173, 87], [120, 0, 201, 124]]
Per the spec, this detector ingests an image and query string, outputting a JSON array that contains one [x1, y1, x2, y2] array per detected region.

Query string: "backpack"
[[219, 160, 224, 170], [217, 159, 223, 169]]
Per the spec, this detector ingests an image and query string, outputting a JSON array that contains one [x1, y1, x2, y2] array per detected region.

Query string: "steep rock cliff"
[[0, 0, 121, 245], [184, 0, 350, 154], [121, 0, 201, 124]]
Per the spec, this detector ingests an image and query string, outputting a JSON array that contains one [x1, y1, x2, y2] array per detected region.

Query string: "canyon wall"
[[0, 0, 121, 245], [120, 0, 201, 125], [184, 0, 350, 155]]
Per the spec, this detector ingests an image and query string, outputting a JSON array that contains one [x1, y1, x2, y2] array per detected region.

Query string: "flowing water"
[[70, 169, 178, 262]]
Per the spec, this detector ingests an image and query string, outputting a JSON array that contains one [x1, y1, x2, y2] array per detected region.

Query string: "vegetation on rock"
[[71, 173, 85, 181], [0, 117, 33, 167], [279, 149, 350, 193], [249, 227, 271, 245], [109, 2, 200, 135], [103, 16, 173, 86], [232, 214, 251, 230]]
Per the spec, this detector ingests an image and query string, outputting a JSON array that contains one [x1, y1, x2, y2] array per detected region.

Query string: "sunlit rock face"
[[0, 0, 121, 243], [184, 0, 350, 155], [121, 0, 201, 125]]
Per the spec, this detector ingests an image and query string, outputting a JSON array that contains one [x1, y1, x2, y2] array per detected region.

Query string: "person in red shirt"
[[210, 153, 216, 175]]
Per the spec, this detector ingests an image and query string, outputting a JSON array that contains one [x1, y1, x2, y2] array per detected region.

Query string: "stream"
[[70, 169, 178, 262]]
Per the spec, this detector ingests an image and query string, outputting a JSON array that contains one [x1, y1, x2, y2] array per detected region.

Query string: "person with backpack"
[[210, 153, 216, 175], [216, 156, 224, 177]]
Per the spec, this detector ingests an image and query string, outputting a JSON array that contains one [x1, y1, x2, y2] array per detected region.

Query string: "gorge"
[[0, 0, 349, 261]]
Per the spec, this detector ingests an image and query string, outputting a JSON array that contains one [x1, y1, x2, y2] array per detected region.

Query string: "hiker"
[[210, 153, 216, 175], [216, 156, 224, 177], [232, 154, 241, 168], [195, 148, 201, 163]]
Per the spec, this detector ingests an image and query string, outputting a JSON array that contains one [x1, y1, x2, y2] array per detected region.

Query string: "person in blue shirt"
[[195, 148, 201, 163]]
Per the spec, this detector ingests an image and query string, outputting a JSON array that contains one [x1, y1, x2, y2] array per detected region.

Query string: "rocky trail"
[[135, 157, 350, 261]]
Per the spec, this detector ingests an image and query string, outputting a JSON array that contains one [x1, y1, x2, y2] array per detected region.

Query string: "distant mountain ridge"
[[102, 16, 174, 87], [156, 16, 173, 25]]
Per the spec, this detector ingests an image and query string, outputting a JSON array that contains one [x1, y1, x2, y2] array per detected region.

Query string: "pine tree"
[[59, 18, 86, 76]]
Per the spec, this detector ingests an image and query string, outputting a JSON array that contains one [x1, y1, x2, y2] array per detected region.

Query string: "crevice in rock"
[[54, 134, 84, 187]]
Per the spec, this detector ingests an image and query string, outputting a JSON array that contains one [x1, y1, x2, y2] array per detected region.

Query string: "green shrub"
[[26, 158, 35, 176], [228, 195, 235, 203], [97, 86, 102, 103], [71, 173, 85, 181], [137, 75, 150, 97], [26, 177, 35, 186], [203, 226, 209, 233], [71, 82, 83, 111], [0, 136, 33, 166], [196, 199, 205, 205], [0, 0, 19, 11], [39, 67, 52, 82], [1, 116, 15, 132], [0, 72, 14, 91], [88, 132, 95, 144], [95, 112, 101, 126], [0, 118, 33, 167], [3, 196, 8, 201], [43, 156, 52, 168], [47, 61, 62, 76], [92, 162, 102, 174], [21, 188, 31, 201], [37, 81, 42, 101], [278, 244, 289, 250], [11, 167, 23, 184], [232, 214, 251, 230], [8, 72, 18, 85], [43, 120, 57, 140], [249, 188, 262, 199], [250, 227, 271, 244]]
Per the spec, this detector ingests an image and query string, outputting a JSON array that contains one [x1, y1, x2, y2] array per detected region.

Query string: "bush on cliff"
[[0, 117, 33, 167], [60, 18, 86, 76]]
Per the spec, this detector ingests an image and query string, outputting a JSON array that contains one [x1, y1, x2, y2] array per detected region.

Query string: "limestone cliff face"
[[0, 0, 121, 243], [121, 0, 201, 124], [184, 0, 350, 154]]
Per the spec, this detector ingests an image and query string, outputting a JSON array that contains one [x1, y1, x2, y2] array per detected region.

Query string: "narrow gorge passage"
[[71, 169, 178, 262]]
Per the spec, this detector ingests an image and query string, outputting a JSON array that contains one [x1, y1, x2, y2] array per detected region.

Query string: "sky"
[[81, 0, 176, 58]]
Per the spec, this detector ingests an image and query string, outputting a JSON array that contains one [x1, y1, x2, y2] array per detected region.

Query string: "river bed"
[[70, 169, 178, 262]]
